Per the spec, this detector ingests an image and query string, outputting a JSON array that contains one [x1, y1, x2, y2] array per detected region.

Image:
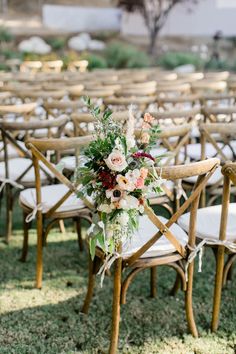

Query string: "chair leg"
[[109, 258, 122, 354], [76, 217, 84, 252], [150, 266, 157, 298], [211, 245, 225, 332], [19, 211, 30, 262], [59, 219, 66, 234], [81, 256, 97, 314], [185, 262, 198, 337], [35, 218, 44, 289], [5, 184, 13, 244], [170, 273, 181, 296]]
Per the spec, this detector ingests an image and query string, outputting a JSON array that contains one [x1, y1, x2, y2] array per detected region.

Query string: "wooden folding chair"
[[199, 122, 236, 206], [81, 158, 220, 354], [0, 116, 68, 242], [20, 135, 94, 289], [178, 162, 236, 332]]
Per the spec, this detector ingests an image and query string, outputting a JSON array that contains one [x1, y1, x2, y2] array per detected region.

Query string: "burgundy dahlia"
[[132, 152, 155, 162], [99, 171, 116, 189]]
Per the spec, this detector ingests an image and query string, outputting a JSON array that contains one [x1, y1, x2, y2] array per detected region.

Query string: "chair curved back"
[[125, 158, 220, 267]]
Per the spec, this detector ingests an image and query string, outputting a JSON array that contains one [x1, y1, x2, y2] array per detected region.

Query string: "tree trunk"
[[148, 28, 158, 55]]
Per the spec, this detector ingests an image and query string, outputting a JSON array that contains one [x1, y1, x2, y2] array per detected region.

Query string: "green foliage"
[[0, 26, 13, 42], [105, 41, 150, 68], [157, 51, 204, 70], [0, 62, 8, 71], [47, 37, 66, 51], [2, 49, 23, 60], [205, 57, 231, 71], [83, 53, 107, 70], [0, 224, 236, 354]]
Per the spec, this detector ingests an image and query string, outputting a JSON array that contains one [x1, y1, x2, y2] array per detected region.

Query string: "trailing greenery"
[[157, 51, 205, 70], [105, 41, 151, 68], [205, 58, 231, 71]]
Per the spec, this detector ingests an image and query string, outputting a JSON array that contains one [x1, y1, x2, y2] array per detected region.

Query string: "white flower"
[[117, 212, 129, 226], [116, 174, 135, 191], [115, 137, 123, 151], [119, 195, 139, 210], [125, 169, 140, 183], [126, 105, 136, 149], [98, 203, 114, 213], [105, 150, 128, 172]]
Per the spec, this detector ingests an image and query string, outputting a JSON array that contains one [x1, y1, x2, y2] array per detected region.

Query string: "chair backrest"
[[25, 135, 94, 218], [125, 158, 220, 266], [148, 107, 200, 126], [202, 106, 236, 123], [199, 122, 236, 162], [216, 162, 236, 242], [0, 116, 69, 184]]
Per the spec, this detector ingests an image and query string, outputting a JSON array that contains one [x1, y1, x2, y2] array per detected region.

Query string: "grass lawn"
[[0, 207, 236, 354]]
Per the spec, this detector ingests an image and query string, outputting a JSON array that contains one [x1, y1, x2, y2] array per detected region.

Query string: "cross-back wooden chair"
[[191, 80, 227, 95], [104, 96, 157, 114], [0, 116, 69, 242], [20, 135, 94, 289], [156, 93, 200, 111], [202, 106, 236, 124], [81, 158, 220, 354], [42, 60, 63, 73], [200, 93, 236, 107], [198, 122, 236, 206], [135, 124, 192, 213], [178, 162, 236, 332]]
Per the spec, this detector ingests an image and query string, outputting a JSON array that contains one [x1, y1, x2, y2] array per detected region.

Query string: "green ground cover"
[[0, 207, 235, 354]]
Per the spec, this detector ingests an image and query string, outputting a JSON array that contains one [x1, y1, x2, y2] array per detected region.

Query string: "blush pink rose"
[[135, 177, 145, 189], [105, 150, 128, 172]]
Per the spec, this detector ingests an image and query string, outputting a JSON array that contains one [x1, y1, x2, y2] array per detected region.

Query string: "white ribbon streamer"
[[185, 238, 236, 281], [97, 252, 120, 287], [0, 178, 24, 193], [25, 204, 43, 223]]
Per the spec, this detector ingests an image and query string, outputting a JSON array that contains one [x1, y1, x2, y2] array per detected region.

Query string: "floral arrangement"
[[76, 97, 163, 263]]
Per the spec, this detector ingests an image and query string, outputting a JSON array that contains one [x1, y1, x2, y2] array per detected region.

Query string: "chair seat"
[[0, 158, 53, 184], [122, 215, 188, 258], [150, 147, 185, 165], [178, 203, 236, 241], [0, 141, 26, 160], [181, 142, 233, 161], [184, 166, 222, 186], [19, 184, 86, 214]]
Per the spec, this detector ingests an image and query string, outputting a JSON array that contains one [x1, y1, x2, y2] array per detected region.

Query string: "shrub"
[[157, 51, 204, 70], [105, 42, 150, 69], [2, 49, 23, 60], [205, 58, 231, 71], [47, 37, 66, 51], [0, 26, 13, 43], [84, 54, 107, 70]]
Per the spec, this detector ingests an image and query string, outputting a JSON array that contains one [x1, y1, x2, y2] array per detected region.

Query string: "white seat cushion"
[[58, 156, 87, 172], [0, 141, 27, 160], [0, 158, 53, 184], [184, 166, 222, 186], [178, 203, 236, 241], [181, 142, 233, 161], [151, 147, 185, 165], [122, 215, 188, 258], [19, 184, 85, 213]]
